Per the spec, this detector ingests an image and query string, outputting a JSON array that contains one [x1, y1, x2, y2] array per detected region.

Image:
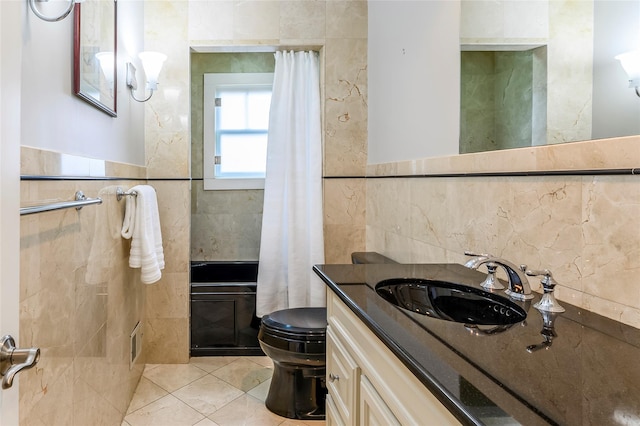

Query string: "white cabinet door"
[[360, 376, 400, 426], [327, 326, 360, 426], [327, 394, 347, 426]]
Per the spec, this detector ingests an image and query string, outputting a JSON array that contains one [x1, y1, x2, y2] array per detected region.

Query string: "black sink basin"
[[375, 278, 527, 325]]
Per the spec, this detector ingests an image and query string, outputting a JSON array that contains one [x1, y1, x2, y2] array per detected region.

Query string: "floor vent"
[[130, 321, 142, 370]]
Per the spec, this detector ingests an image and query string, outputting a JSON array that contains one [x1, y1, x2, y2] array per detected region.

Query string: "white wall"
[[368, 0, 460, 164], [19, 0, 145, 166]]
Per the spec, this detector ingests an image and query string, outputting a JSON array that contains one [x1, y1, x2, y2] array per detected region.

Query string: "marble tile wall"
[[190, 183, 265, 261], [19, 147, 147, 425], [460, 50, 536, 153], [366, 136, 640, 329], [143, 180, 191, 364], [141, 1, 192, 364], [322, 0, 369, 264]]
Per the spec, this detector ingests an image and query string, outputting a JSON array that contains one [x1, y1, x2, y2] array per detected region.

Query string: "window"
[[203, 73, 274, 190]]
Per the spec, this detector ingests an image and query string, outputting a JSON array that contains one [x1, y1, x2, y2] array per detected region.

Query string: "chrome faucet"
[[464, 251, 534, 301]]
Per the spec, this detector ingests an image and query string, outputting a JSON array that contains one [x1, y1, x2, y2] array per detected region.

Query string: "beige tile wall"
[[143, 180, 192, 364], [190, 182, 265, 261], [19, 147, 147, 424], [141, 0, 192, 364], [366, 136, 640, 329]]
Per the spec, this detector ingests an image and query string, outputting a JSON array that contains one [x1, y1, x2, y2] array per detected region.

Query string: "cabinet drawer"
[[327, 326, 360, 426]]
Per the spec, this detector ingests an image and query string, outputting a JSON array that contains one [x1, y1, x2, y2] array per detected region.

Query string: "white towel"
[[121, 185, 165, 284]]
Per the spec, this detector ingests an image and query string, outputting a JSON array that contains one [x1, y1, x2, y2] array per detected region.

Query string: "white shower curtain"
[[256, 51, 325, 317]]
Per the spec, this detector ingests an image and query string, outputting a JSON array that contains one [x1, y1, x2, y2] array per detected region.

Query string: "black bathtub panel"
[[190, 261, 263, 356], [191, 261, 258, 283]]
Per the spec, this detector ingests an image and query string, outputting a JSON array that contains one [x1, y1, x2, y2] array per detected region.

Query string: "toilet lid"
[[261, 307, 327, 338]]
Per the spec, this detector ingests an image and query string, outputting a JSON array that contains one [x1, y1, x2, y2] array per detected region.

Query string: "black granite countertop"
[[313, 263, 640, 426]]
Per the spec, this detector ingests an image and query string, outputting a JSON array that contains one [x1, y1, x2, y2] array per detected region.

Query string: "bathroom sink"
[[375, 278, 527, 325]]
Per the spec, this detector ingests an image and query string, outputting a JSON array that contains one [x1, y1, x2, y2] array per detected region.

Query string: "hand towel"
[[121, 185, 165, 284]]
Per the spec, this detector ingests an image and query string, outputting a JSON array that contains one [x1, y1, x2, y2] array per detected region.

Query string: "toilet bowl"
[[258, 307, 327, 420]]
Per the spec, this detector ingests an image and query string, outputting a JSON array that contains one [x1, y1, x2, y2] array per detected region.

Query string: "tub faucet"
[[464, 251, 534, 301]]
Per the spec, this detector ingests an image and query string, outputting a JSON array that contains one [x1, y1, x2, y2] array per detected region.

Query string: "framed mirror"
[[73, 0, 117, 117]]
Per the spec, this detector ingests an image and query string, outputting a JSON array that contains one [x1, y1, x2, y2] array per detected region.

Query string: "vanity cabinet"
[[326, 291, 461, 426]]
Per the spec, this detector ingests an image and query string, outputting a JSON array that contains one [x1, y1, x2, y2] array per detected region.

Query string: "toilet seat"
[[259, 307, 326, 354]]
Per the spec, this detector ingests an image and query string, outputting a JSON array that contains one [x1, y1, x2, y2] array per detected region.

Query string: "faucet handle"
[[479, 262, 505, 290], [525, 269, 557, 289], [464, 251, 506, 290], [463, 251, 494, 269], [525, 269, 565, 313]]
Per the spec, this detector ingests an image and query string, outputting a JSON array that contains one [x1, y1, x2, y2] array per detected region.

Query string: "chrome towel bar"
[[20, 191, 103, 216]]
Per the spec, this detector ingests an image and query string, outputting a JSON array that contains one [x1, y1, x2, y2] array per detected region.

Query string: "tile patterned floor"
[[123, 356, 325, 426]]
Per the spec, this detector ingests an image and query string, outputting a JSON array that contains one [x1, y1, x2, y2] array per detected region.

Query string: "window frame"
[[203, 72, 274, 190]]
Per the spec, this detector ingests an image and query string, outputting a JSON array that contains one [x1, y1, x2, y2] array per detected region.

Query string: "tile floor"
[[123, 356, 325, 426]]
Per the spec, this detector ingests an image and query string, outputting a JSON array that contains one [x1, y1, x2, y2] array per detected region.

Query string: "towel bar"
[[20, 191, 102, 216], [116, 187, 138, 201]]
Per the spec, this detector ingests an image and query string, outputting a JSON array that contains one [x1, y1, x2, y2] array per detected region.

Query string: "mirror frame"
[[73, 0, 117, 117]]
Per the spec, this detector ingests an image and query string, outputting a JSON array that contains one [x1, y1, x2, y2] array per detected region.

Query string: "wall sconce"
[[615, 50, 640, 98], [95, 52, 115, 91], [126, 52, 167, 103], [28, 0, 76, 22]]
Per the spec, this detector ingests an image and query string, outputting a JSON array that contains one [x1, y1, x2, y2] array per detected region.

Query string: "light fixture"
[[95, 52, 115, 91], [126, 52, 167, 102], [615, 49, 640, 98], [28, 0, 76, 22]]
